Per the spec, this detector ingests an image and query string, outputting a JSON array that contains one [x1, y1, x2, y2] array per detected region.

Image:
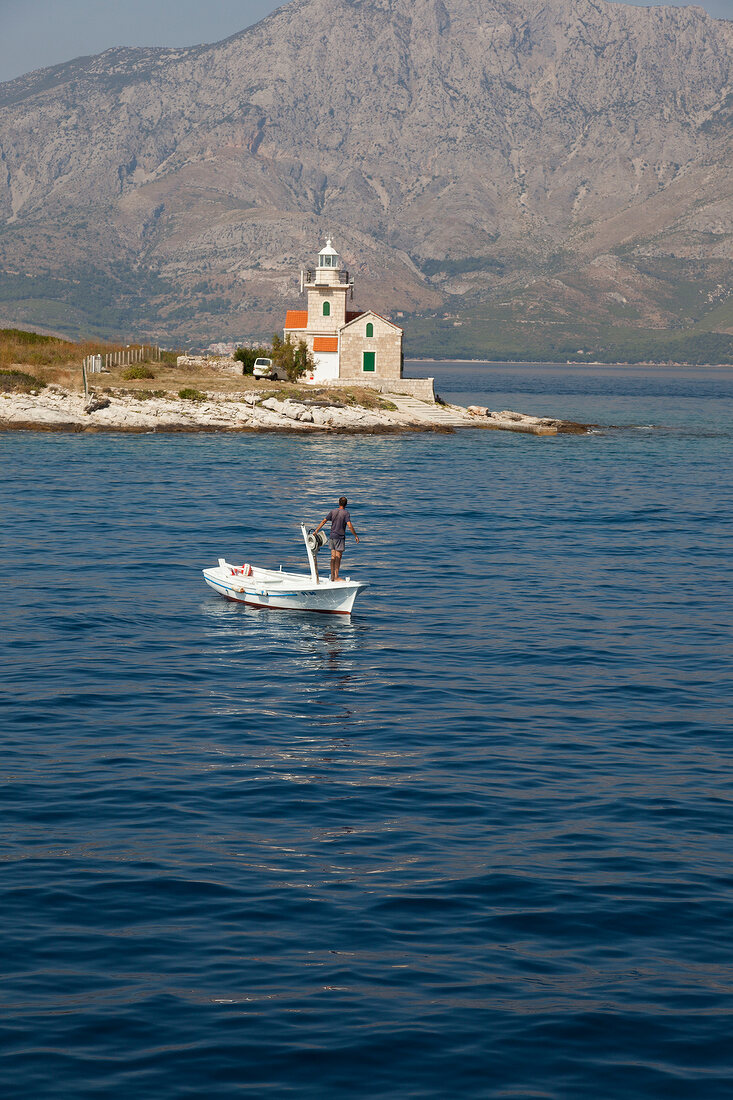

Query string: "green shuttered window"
[[366, 322, 373, 338], [323, 301, 330, 316], [362, 351, 375, 372]]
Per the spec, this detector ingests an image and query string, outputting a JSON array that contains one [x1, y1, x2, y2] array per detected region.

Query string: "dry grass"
[[0, 329, 167, 392], [97, 369, 394, 409], [0, 328, 110, 371], [2, 331, 398, 410], [264, 385, 396, 411]]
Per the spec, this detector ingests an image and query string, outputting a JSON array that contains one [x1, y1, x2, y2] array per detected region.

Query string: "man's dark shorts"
[[328, 537, 345, 552]]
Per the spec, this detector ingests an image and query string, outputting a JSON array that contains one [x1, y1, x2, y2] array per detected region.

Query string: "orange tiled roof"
[[345, 310, 364, 323], [313, 336, 338, 353], [285, 310, 308, 329]]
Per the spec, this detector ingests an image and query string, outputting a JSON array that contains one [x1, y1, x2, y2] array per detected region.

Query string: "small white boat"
[[202, 524, 368, 615]]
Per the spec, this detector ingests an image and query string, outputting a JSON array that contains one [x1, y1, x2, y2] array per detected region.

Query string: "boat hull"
[[203, 566, 366, 615]]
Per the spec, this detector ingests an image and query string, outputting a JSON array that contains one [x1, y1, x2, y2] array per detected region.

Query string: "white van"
[[253, 357, 274, 379]]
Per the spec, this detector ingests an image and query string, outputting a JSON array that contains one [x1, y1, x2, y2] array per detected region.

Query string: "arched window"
[[323, 300, 331, 317], [366, 322, 373, 338]]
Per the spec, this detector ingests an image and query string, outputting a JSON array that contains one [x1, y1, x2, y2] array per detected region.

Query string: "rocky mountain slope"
[[0, 0, 731, 357]]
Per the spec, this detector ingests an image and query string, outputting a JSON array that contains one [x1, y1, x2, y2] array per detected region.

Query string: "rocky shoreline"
[[0, 386, 591, 436]]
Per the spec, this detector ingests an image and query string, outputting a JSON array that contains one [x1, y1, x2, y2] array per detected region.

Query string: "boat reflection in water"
[[201, 595, 379, 734]]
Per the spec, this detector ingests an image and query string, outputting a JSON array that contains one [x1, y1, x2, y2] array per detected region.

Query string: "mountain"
[[0, 0, 731, 360]]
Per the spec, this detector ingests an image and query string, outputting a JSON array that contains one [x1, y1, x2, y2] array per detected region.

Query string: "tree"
[[234, 345, 270, 374], [271, 334, 316, 382]]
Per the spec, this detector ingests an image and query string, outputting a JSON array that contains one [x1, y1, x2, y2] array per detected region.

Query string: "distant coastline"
[[407, 358, 733, 368]]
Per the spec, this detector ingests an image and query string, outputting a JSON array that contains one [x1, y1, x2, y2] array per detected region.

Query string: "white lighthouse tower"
[[299, 239, 354, 331]]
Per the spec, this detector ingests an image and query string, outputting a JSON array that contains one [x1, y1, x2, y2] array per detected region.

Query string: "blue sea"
[[2, 361, 733, 1099]]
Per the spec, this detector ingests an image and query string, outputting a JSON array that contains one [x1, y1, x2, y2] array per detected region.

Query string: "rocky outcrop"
[[0, 0, 730, 343], [83, 394, 111, 414], [0, 388, 431, 433], [467, 405, 589, 434], [0, 386, 592, 434], [259, 396, 389, 429]]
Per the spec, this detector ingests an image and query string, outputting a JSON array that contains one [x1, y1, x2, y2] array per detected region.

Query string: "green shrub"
[[178, 387, 206, 402], [234, 345, 270, 374], [0, 368, 46, 393], [121, 364, 155, 380], [133, 389, 167, 401]]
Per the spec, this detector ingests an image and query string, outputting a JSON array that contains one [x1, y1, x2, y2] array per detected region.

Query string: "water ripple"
[[1, 365, 733, 1098]]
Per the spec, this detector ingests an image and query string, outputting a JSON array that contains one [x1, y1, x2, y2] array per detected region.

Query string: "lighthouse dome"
[[318, 238, 340, 269]]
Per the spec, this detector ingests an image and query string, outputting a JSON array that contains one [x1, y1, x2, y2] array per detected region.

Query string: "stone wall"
[[381, 377, 435, 401], [339, 313, 402, 381], [307, 285, 347, 331], [176, 355, 241, 375], [324, 376, 436, 402]]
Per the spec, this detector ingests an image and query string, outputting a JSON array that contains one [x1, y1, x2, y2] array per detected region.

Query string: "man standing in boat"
[[313, 497, 360, 582]]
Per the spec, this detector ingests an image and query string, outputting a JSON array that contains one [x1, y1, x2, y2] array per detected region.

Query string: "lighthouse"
[[299, 239, 353, 345], [283, 239, 404, 384]]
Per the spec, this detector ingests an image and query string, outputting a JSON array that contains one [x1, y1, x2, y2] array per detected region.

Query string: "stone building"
[[283, 239, 403, 385]]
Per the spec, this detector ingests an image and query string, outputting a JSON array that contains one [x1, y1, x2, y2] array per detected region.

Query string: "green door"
[[363, 351, 375, 372]]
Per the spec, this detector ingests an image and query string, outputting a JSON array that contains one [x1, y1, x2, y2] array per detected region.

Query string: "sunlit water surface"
[[2, 363, 733, 1098]]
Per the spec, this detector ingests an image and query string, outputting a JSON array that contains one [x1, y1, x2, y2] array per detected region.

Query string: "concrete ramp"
[[385, 393, 471, 429]]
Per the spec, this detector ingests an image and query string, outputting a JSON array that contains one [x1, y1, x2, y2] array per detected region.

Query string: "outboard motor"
[[306, 528, 328, 552]]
